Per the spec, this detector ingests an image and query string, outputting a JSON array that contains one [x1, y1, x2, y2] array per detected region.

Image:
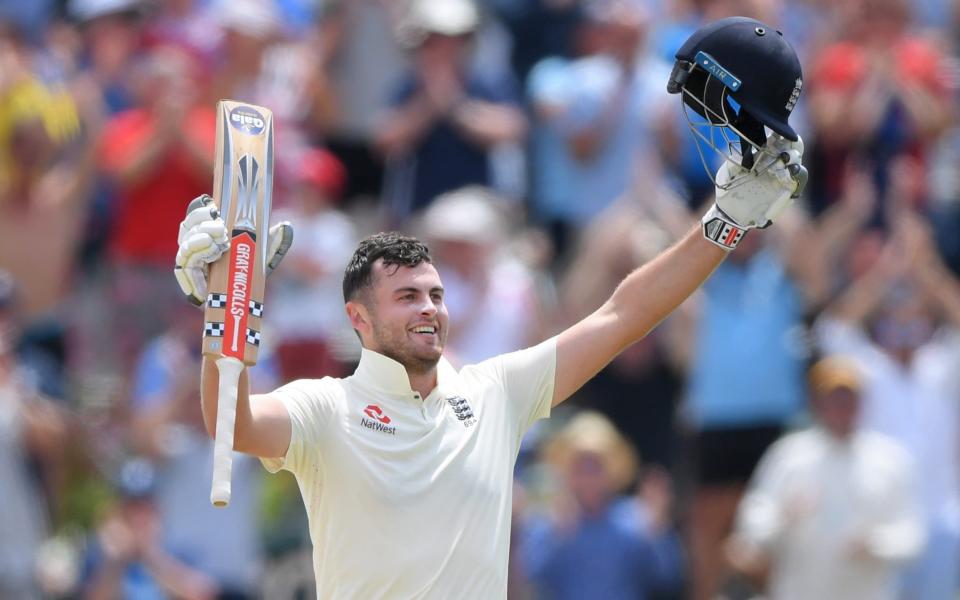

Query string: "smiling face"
[[348, 260, 449, 376]]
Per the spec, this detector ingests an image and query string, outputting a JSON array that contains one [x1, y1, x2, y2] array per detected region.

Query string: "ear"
[[345, 300, 370, 335]]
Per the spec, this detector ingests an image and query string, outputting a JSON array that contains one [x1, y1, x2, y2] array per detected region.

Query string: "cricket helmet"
[[667, 17, 803, 175]]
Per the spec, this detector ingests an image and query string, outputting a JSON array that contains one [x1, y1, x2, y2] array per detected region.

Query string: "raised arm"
[[553, 228, 725, 405], [175, 196, 296, 459], [552, 132, 806, 406], [903, 210, 960, 328]]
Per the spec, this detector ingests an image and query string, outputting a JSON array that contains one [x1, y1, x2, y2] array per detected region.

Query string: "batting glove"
[[174, 195, 294, 306], [701, 134, 807, 250]]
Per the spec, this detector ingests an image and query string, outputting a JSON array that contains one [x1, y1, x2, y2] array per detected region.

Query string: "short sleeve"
[[488, 337, 557, 433], [259, 377, 339, 475]]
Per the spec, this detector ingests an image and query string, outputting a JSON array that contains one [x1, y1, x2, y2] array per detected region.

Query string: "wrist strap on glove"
[[701, 204, 747, 251]]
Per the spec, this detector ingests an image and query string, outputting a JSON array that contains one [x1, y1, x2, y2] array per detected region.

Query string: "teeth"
[[412, 326, 435, 334]]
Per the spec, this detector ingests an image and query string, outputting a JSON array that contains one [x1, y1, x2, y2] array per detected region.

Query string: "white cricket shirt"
[[261, 338, 556, 599]]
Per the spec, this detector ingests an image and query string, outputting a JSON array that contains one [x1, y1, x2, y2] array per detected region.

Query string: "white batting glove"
[[702, 134, 807, 250], [174, 195, 228, 306], [174, 195, 294, 306]]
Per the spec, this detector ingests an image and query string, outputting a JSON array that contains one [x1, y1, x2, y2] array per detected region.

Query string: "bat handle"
[[210, 356, 244, 507]]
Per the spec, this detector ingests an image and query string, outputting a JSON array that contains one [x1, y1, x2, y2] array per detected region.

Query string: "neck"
[[406, 367, 438, 398], [821, 425, 854, 443]]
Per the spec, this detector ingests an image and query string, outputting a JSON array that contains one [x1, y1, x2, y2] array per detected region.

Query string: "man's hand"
[[173, 194, 294, 305], [98, 511, 138, 565], [701, 134, 807, 250]]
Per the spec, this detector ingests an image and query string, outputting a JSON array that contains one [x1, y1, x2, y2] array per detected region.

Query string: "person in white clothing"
[[725, 356, 924, 600], [171, 16, 809, 599], [814, 212, 960, 600]]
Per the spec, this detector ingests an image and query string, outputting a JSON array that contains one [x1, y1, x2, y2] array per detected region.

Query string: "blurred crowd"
[[1, 0, 959, 598]]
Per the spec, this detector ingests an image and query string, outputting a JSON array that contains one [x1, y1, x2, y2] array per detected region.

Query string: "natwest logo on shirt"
[[364, 404, 391, 424], [361, 404, 397, 435]]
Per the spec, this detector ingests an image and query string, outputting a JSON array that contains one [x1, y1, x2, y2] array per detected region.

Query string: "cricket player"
[[174, 17, 807, 599]]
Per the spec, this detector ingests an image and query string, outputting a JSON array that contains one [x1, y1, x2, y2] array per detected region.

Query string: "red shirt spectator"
[[99, 101, 215, 265], [806, 0, 954, 219]]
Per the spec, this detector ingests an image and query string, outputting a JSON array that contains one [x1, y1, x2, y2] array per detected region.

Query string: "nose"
[[419, 297, 438, 317]]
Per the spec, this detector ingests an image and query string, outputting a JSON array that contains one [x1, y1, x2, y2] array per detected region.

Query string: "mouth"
[[409, 325, 439, 339]]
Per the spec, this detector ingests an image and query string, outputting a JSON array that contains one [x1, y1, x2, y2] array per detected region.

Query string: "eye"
[[400, 294, 415, 301], [431, 293, 443, 302]]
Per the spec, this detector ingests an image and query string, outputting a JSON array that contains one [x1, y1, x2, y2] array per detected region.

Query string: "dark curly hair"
[[342, 232, 432, 303]]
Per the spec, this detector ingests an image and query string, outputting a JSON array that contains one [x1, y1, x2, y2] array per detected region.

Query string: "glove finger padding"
[[715, 134, 806, 229], [175, 195, 229, 306], [178, 196, 221, 242], [175, 230, 224, 305], [787, 163, 808, 198], [174, 196, 296, 306], [174, 264, 208, 306]]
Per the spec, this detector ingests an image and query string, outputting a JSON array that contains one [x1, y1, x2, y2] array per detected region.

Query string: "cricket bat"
[[203, 101, 274, 507]]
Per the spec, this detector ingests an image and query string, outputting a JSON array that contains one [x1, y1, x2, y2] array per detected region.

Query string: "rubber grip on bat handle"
[[211, 356, 244, 507]]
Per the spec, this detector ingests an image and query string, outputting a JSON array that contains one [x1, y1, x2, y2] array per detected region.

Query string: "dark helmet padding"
[[679, 66, 769, 153]]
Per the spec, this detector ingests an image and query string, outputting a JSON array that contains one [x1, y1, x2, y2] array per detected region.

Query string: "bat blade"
[[202, 100, 274, 507]]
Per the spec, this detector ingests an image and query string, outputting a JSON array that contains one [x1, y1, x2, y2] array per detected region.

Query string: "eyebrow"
[[393, 286, 444, 295]]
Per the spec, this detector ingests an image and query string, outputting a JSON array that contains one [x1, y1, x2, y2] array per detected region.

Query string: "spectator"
[[491, 0, 584, 86], [526, 0, 672, 258], [0, 272, 68, 598], [70, 0, 146, 116], [725, 355, 924, 600], [324, 0, 409, 201], [0, 25, 91, 396], [96, 46, 215, 368], [143, 0, 223, 71], [210, 0, 338, 155], [559, 175, 692, 470], [81, 458, 219, 600], [271, 147, 358, 381], [376, 0, 527, 222], [208, 0, 282, 106], [521, 412, 684, 600], [806, 0, 954, 220], [682, 220, 816, 600], [814, 211, 960, 600], [128, 303, 277, 599]]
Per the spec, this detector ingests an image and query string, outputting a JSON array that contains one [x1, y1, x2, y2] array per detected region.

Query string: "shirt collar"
[[813, 426, 855, 450], [353, 347, 457, 396]]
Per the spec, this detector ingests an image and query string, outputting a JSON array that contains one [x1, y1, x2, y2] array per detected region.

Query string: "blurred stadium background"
[[0, 0, 959, 598]]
